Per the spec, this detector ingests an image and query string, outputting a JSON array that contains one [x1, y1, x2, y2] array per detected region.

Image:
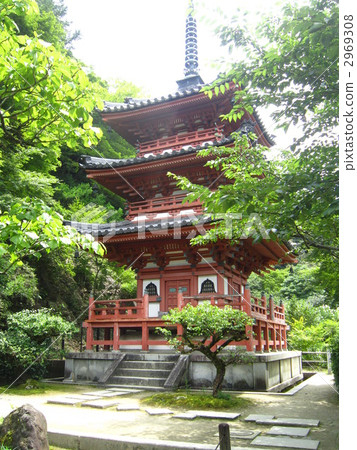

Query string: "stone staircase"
[[107, 353, 180, 389]]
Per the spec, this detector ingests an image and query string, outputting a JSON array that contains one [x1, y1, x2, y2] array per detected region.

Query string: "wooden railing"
[[84, 289, 288, 352], [88, 295, 149, 320], [127, 194, 202, 219], [137, 126, 224, 156]]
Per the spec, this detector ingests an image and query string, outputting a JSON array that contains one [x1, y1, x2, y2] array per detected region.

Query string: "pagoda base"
[[64, 350, 302, 392], [188, 350, 302, 392]]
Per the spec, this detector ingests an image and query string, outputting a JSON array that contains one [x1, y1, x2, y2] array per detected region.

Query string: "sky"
[[62, 0, 300, 149]]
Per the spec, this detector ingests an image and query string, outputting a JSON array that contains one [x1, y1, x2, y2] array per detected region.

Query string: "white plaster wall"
[[224, 277, 228, 295]]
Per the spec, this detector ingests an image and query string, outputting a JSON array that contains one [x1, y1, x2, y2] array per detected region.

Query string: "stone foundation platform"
[[64, 350, 302, 392]]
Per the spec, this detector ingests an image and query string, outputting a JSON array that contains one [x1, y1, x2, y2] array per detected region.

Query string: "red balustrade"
[[84, 290, 287, 352], [137, 126, 224, 156], [127, 194, 203, 219]]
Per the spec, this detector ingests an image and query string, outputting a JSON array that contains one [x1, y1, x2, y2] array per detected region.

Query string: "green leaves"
[[0, 198, 105, 274], [0, 307, 77, 380], [158, 302, 252, 352]]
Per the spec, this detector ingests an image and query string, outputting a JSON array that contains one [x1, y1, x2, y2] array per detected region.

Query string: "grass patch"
[[141, 390, 253, 410], [0, 380, 97, 396]]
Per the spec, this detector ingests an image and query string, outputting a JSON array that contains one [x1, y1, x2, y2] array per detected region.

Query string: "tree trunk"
[[212, 359, 226, 397]]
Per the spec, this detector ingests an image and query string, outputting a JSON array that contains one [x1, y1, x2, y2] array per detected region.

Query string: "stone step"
[[115, 368, 172, 378], [124, 353, 179, 362], [107, 383, 165, 391], [109, 376, 167, 387], [120, 361, 175, 370]]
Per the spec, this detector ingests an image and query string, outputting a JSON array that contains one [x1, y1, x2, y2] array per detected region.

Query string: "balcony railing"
[[84, 290, 287, 352], [137, 126, 224, 156], [127, 193, 202, 219]]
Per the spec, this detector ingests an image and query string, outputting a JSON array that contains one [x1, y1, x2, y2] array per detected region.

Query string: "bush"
[[0, 309, 77, 381], [330, 330, 339, 389]]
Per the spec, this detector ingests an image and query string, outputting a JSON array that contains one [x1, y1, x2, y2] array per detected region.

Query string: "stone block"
[[291, 356, 302, 377], [267, 360, 280, 387], [190, 410, 240, 419], [172, 412, 197, 420], [256, 418, 320, 427], [82, 399, 121, 409], [145, 408, 174, 415], [47, 398, 83, 405], [267, 426, 310, 437], [251, 435, 319, 449], [280, 358, 292, 382], [245, 414, 275, 422], [253, 362, 268, 390], [116, 405, 141, 411]]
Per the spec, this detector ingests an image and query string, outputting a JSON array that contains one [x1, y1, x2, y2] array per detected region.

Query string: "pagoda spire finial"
[[184, 1, 199, 77], [176, 0, 204, 90]]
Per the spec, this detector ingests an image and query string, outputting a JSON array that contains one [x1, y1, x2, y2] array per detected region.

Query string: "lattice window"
[[145, 282, 158, 296], [200, 279, 216, 294]]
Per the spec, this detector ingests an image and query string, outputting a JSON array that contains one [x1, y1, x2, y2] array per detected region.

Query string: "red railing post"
[[261, 292, 267, 311], [86, 325, 93, 351], [243, 285, 254, 351], [88, 292, 95, 319], [113, 323, 120, 350], [142, 322, 149, 351], [269, 295, 275, 321], [143, 293, 149, 318]]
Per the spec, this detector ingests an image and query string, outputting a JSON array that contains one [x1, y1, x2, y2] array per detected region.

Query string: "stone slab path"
[[0, 373, 338, 449], [245, 414, 275, 422], [145, 408, 174, 415], [267, 426, 311, 437], [190, 410, 241, 419], [81, 399, 122, 409], [251, 435, 320, 449], [256, 418, 320, 427]]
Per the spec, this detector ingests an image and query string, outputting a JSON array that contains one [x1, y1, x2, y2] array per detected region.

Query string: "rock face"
[[0, 404, 49, 450]]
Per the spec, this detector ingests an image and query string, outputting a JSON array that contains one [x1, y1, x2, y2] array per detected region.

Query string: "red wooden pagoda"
[[78, 7, 295, 354]]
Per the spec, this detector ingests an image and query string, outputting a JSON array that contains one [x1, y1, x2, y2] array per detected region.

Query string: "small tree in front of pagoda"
[[157, 302, 253, 397]]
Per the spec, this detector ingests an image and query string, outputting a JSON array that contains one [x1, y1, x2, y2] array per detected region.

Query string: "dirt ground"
[[0, 372, 339, 449]]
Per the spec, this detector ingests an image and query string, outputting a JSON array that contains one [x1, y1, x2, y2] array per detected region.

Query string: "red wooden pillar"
[[272, 324, 277, 351], [142, 322, 149, 350], [88, 292, 95, 319], [142, 293, 149, 318], [243, 285, 254, 351], [265, 323, 270, 351], [217, 272, 225, 295], [256, 320, 263, 352], [113, 323, 120, 350], [269, 295, 275, 321], [86, 325, 93, 350]]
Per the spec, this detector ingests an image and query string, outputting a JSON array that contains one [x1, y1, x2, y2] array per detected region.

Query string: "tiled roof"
[[64, 215, 213, 237], [81, 136, 233, 170], [102, 92, 274, 146], [102, 86, 205, 113]]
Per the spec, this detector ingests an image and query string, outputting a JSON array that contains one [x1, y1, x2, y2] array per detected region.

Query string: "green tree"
[[11, 0, 79, 52], [173, 0, 338, 301], [157, 302, 252, 397], [0, 199, 104, 276], [0, 0, 102, 204], [0, 308, 76, 380]]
